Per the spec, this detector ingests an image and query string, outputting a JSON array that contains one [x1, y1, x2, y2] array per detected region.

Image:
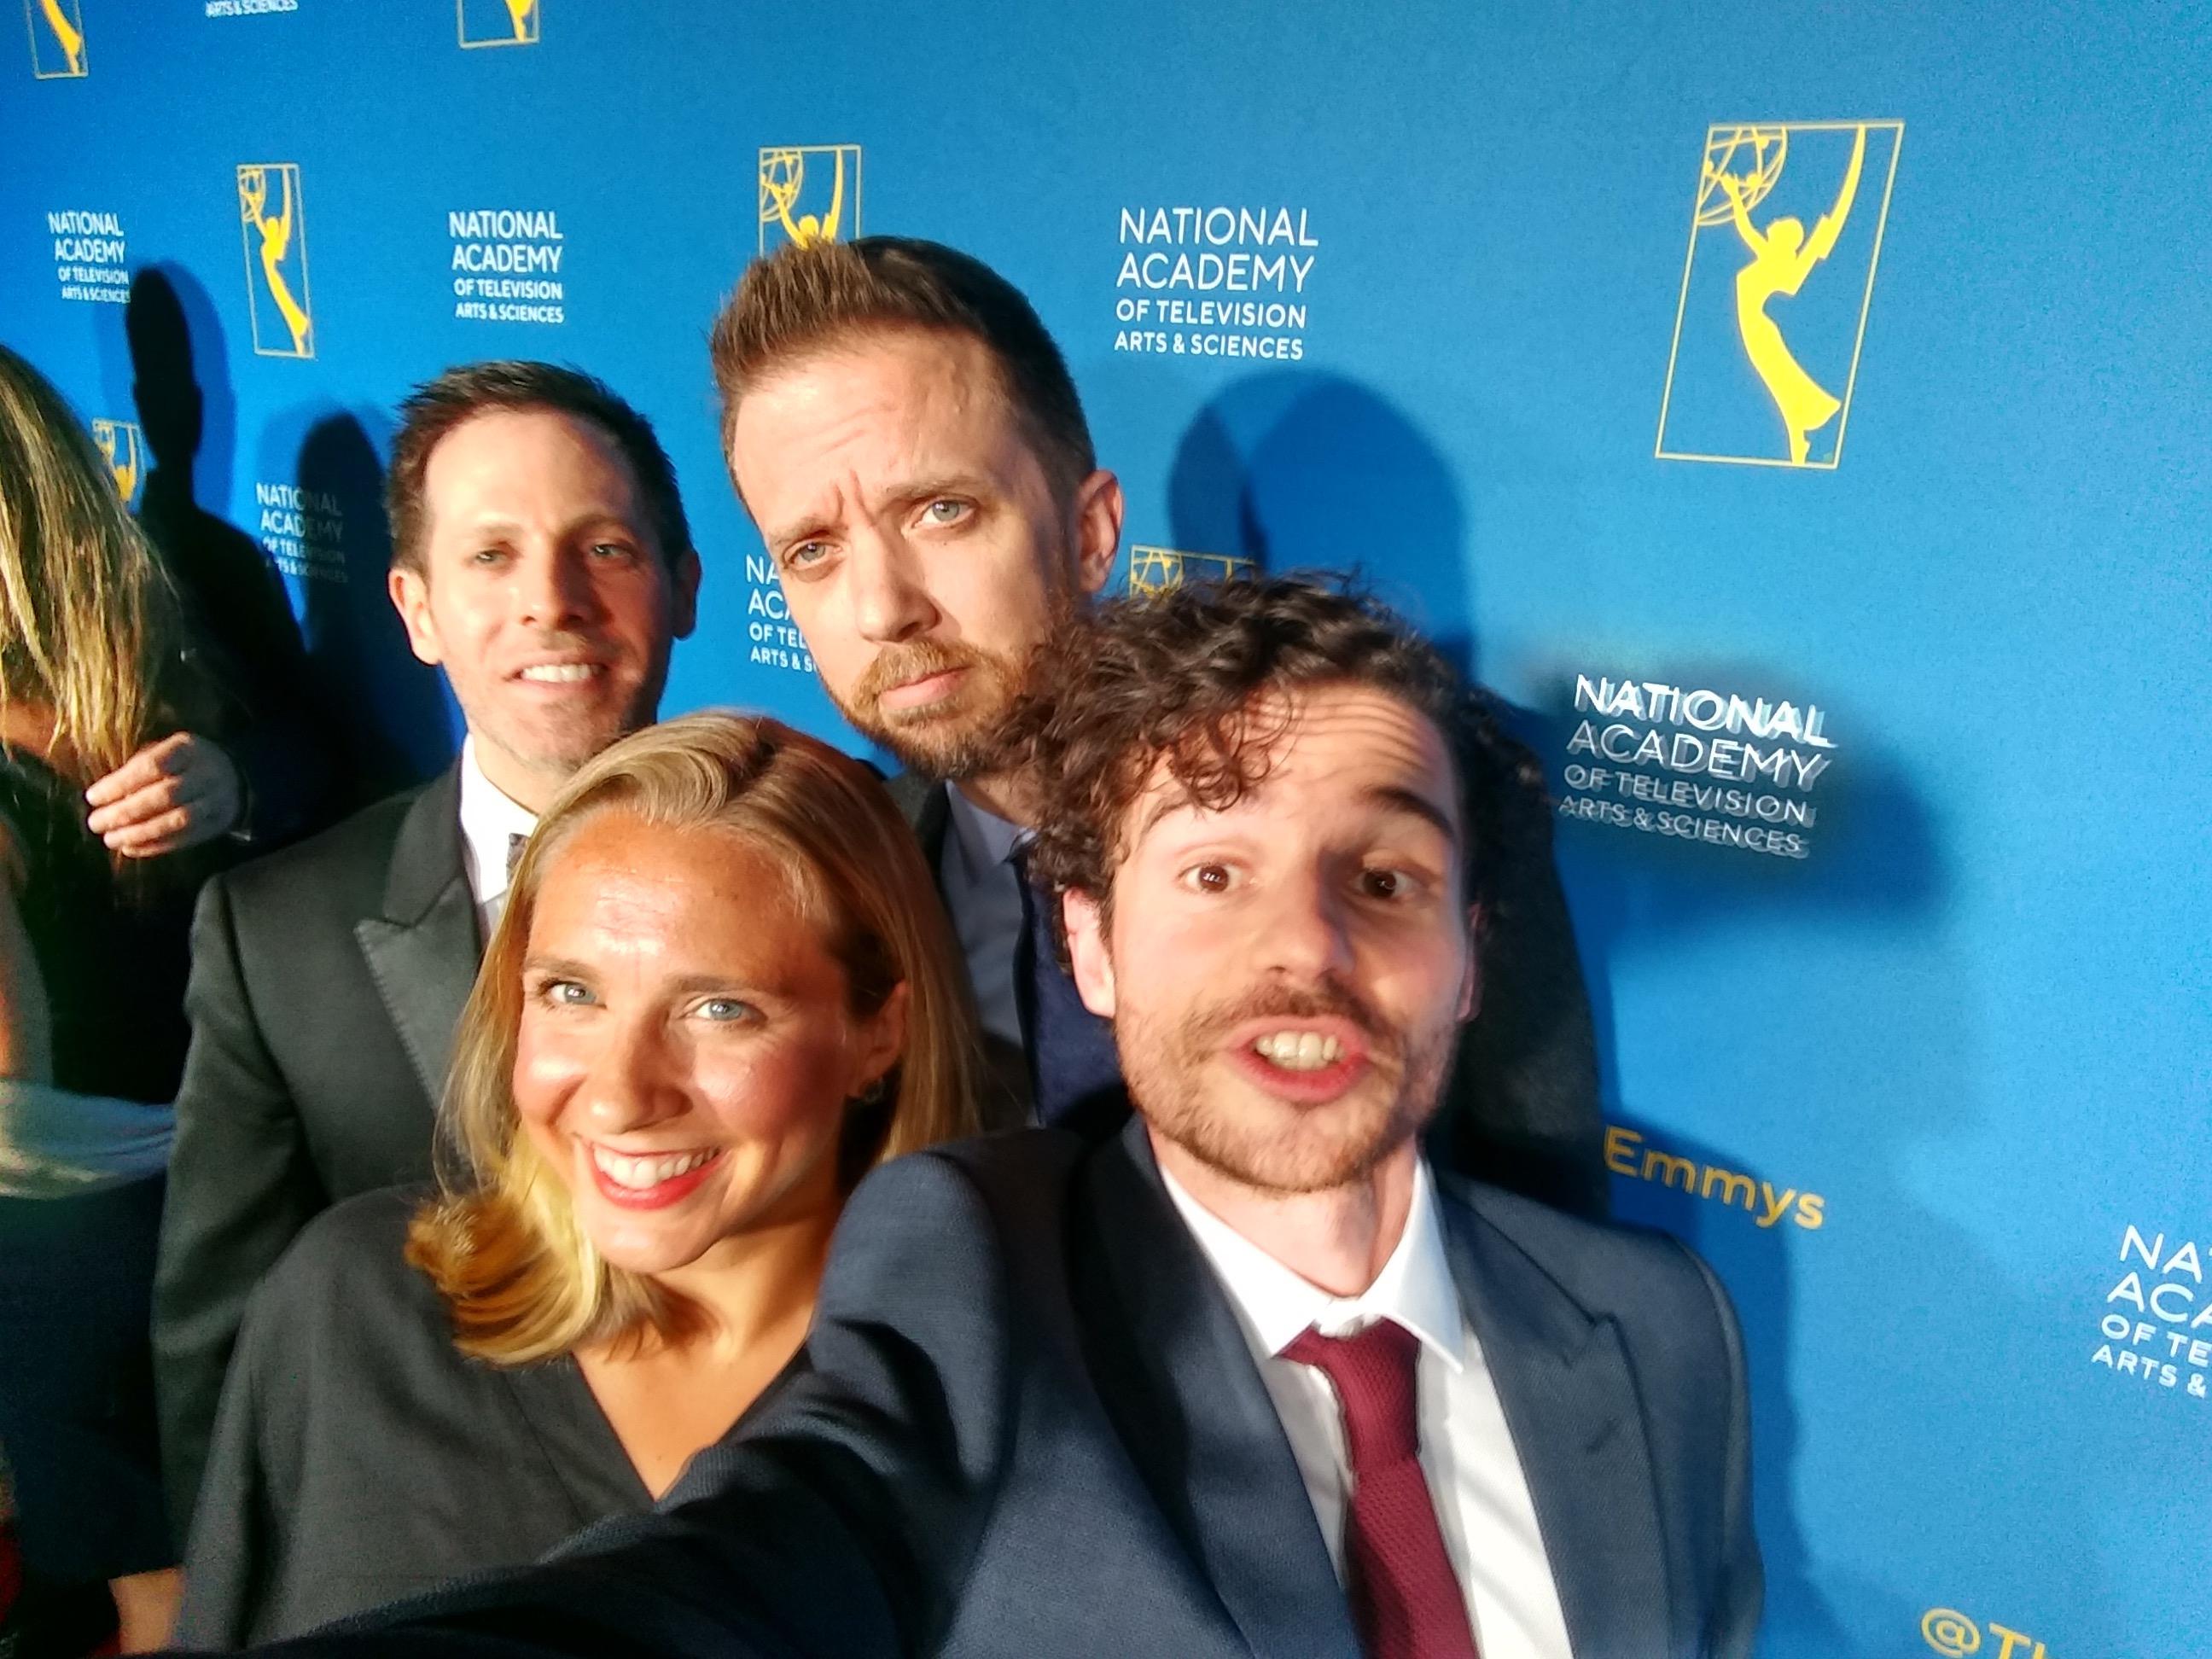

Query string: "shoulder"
[[1439, 1173, 1735, 1336], [242, 1186, 448, 1359], [213, 779, 434, 920], [818, 1132, 1086, 1306]]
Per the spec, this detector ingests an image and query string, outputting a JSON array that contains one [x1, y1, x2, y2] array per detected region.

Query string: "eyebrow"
[[1131, 781, 1460, 847], [766, 474, 997, 552]]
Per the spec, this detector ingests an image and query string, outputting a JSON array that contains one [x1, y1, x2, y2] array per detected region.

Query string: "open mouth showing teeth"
[[517, 663, 603, 683], [1251, 1030, 1345, 1072], [590, 1145, 719, 1190]]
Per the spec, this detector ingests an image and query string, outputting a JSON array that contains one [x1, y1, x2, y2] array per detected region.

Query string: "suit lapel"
[[885, 771, 951, 866], [355, 765, 480, 1110], [1078, 1121, 1360, 1659], [1441, 1190, 1672, 1659]]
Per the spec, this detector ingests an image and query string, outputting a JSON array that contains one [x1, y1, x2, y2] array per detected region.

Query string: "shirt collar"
[[457, 737, 539, 910], [942, 783, 1028, 879], [1160, 1154, 1466, 1373]]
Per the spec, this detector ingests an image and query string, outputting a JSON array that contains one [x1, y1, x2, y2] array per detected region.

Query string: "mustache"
[[1185, 981, 1394, 1056], [850, 637, 996, 709]]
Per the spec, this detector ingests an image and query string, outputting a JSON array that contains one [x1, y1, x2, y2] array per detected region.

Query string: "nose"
[[515, 544, 598, 632], [1254, 864, 1355, 985], [845, 527, 938, 645], [577, 1012, 686, 1138]]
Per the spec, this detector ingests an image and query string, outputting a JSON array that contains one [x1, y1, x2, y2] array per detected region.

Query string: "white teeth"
[[519, 663, 599, 683], [1252, 1031, 1344, 1071], [591, 1145, 717, 1190]]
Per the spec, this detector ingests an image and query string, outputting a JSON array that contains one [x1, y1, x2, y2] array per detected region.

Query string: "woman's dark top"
[[176, 1187, 800, 1648], [1, 747, 195, 1103], [0, 747, 195, 1590]]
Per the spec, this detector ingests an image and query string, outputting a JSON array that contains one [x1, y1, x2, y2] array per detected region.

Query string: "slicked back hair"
[[385, 360, 695, 577], [711, 236, 1095, 502]]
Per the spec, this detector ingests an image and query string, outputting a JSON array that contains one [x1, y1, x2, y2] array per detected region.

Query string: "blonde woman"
[[178, 713, 980, 1646], [0, 344, 216, 1652]]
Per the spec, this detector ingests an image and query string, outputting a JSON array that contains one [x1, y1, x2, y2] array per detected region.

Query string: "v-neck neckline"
[[500, 1347, 808, 1514]]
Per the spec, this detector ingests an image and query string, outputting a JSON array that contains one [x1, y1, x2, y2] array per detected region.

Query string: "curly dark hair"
[[1021, 575, 1542, 940]]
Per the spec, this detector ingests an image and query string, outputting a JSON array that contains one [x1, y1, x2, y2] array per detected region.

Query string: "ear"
[[1069, 469, 1124, 598], [1062, 888, 1117, 1019], [669, 545, 702, 641], [387, 565, 444, 667], [853, 979, 911, 1094], [1457, 903, 1482, 1023]]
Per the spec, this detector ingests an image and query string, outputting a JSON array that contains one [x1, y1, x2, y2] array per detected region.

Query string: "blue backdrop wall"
[[6, 4, 2209, 1655]]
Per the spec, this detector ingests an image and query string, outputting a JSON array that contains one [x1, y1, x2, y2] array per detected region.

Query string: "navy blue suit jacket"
[[238, 1121, 1760, 1659]]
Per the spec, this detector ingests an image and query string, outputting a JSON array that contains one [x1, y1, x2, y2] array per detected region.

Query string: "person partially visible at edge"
[[153, 363, 702, 1540], [713, 235, 1608, 1217], [175, 713, 980, 1645], [0, 342, 212, 1653], [178, 578, 1756, 1659]]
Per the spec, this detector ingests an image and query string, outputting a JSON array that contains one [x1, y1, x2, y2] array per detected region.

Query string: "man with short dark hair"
[[153, 362, 701, 1531], [714, 236, 1605, 1214], [232, 579, 1756, 1659]]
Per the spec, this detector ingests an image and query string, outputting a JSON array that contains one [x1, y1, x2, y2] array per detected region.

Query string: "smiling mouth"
[[1250, 1029, 1345, 1071], [515, 662, 607, 684], [587, 1144, 724, 1209]]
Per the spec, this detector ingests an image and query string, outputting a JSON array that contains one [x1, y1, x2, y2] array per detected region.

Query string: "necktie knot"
[[506, 830, 529, 878], [1283, 1319, 1423, 1467]]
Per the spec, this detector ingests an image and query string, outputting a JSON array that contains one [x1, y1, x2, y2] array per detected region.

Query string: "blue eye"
[[923, 499, 969, 525], [537, 977, 595, 1007], [697, 997, 755, 1023]]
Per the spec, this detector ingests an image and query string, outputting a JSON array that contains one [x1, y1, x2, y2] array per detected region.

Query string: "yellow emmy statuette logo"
[[1656, 119, 1904, 469], [236, 163, 315, 359], [91, 419, 143, 505], [26, 0, 87, 78], [458, 0, 538, 47], [1128, 545, 1255, 595], [759, 146, 861, 253]]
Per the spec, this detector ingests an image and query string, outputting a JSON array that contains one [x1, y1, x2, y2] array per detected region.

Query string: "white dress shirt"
[[1161, 1158, 1575, 1659], [455, 738, 538, 940], [935, 785, 1027, 1050]]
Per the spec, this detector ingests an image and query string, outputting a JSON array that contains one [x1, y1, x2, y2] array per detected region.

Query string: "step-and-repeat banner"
[[6, 3, 2208, 1653]]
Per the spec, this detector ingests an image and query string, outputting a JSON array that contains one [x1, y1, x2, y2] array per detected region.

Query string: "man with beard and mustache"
[[154, 363, 701, 1535], [218, 579, 1756, 1659], [714, 236, 1607, 1219]]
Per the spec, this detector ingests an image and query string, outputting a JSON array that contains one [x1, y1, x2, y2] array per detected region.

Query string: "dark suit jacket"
[[886, 770, 1610, 1217], [154, 767, 480, 1537], [234, 1121, 1759, 1658]]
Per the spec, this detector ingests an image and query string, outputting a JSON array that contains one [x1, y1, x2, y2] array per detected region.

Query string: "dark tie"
[[1010, 842, 1123, 1127], [1282, 1320, 1481, 1659], [506, 831, 528, 877]]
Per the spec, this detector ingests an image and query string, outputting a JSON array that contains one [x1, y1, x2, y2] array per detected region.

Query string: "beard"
[[1117, 975, 1460, 1196], [831, 635, 1033, 782]]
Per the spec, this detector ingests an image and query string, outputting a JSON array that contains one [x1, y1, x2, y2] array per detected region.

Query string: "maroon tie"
[[1283, 1319, 1481, 1659]]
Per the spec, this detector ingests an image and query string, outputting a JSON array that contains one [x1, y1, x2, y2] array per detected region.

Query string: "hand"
[[84, 732, 244, 858]]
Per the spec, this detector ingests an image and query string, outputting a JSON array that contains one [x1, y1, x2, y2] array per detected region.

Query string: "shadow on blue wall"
[[282, 409, 459, 799]]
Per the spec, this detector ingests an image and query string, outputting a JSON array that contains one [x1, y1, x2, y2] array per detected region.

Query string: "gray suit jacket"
[[240, 1120, 1760, 1659], [154, 767, 480, 1538], [887, 771, 1610, 1217]]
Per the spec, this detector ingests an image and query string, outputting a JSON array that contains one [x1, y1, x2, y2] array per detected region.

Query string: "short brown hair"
[[710, 236, 1095, 499], [384, 360, 695, 575], [1021, 576, 1541, 934], [405, 710, 981, 1365]]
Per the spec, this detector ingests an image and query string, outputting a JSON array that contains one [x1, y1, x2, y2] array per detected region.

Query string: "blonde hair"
[[0, 345, 172, 784], [406, 711, 981, 1364]]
